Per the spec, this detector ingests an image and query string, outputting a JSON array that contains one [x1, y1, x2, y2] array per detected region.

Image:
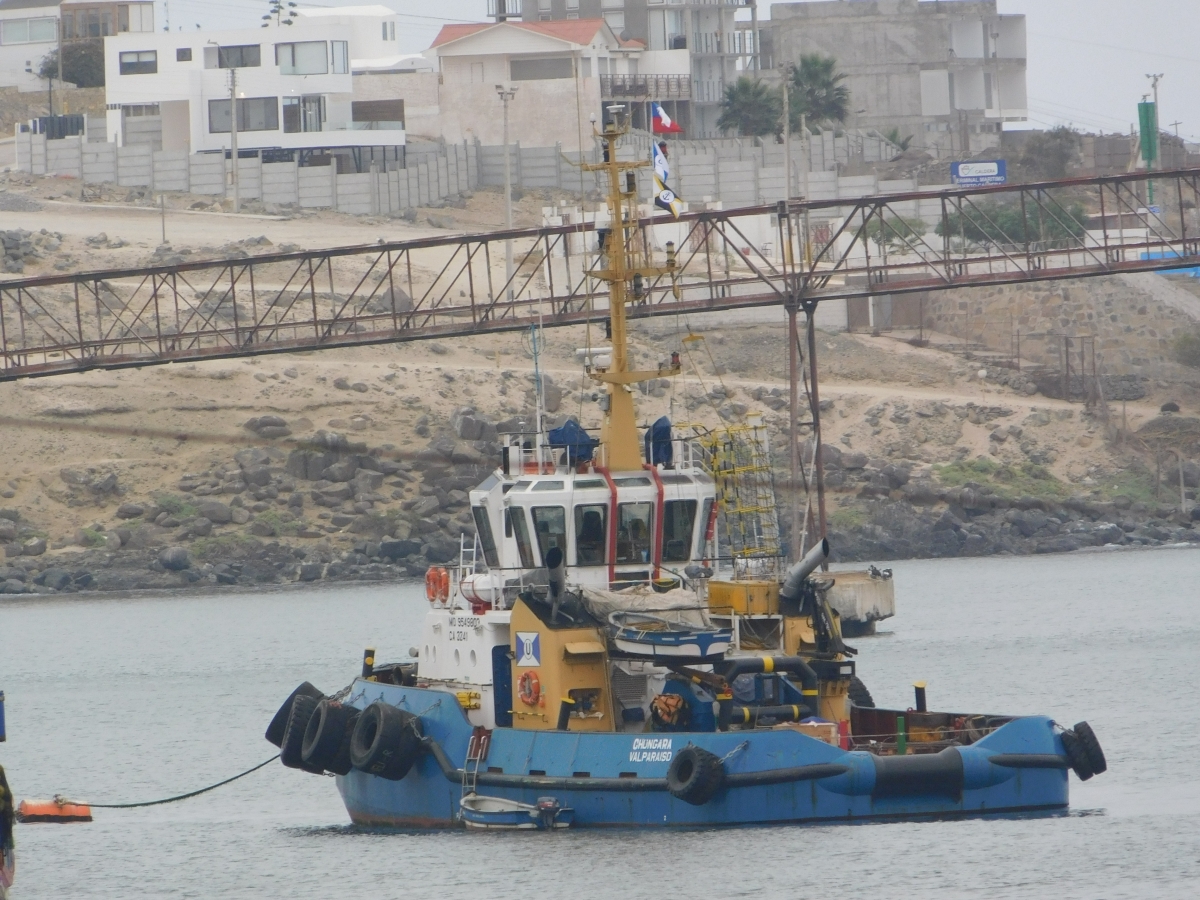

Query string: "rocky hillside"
[[1, 315, 1197, 597]]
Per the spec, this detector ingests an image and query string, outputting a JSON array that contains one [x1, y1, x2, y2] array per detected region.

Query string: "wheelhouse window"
[[506, 507, 535, 568], [208, 97, 279, 133], [282, 95, 324, 133], [574, 504, 607, 566], [616, 502, 653, 564], [118, 50, 157, 75], [531, 507, 567, 561], [472, 507, 499, 568], [275, 41, 328, 75], [218, 44, 261, 68], [662, 499, 697, 562]]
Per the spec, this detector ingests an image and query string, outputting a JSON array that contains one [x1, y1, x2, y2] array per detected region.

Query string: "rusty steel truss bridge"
[[3, 167, 1200, 381]]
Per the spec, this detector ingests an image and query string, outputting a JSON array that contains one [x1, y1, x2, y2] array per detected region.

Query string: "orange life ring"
[[425, 567, 449, 603], [517, 670, 541, 706]]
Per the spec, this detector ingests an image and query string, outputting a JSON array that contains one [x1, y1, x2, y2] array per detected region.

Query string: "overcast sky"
[[162, 0, 1200, 141]]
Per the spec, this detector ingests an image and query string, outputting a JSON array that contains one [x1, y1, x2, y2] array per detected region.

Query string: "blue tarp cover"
[[644, 416, 673, 467], [547, 418, 599, 463]]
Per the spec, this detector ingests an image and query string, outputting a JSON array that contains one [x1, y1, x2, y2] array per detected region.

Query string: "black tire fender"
[[1072, 721, 1107, 775], [301, 700, 359, 776], [265, 682, 324, 748], [280, 694, 324, 774], [1060, 729, 1094, 781], [349, 702, 424, 781], [666, 745, 725, 806], [849, 676, 875, 709]]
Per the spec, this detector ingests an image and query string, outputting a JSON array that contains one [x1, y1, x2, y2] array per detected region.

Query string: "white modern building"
[[102, 9, 405, 167], [0, 0, 59, 90]]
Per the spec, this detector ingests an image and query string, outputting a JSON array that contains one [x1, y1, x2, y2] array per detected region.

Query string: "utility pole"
[[56, 9, 63, 115], [782, 72, 791, 201], [229, 66, 240, 213], [496, 84, 518, 300]]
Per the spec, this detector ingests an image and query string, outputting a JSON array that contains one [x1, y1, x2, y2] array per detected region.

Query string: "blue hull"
[[336, 680, 1069, 828]]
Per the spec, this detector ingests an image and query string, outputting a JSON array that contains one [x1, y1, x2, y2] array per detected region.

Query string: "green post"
[[896, 715, 907, 755], [1139, 101, 1159, 206]]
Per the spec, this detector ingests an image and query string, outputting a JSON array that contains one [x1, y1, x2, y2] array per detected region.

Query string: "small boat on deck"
[[459, 793, 574, 830], [608, 611, 732, 661]]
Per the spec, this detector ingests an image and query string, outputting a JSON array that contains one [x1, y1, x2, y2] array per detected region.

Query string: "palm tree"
[[883, 127, 914, 152], [787, 54, 850, 133], [717, 77, 784, 137]]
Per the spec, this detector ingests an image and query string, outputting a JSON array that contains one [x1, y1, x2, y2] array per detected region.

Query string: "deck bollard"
[[362, 648, 376, 681], [913, 682, 927, 713], [557, 697, 576, 731]]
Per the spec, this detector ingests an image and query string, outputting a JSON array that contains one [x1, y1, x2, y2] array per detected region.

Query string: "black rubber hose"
[[719, 656, 821, 708]]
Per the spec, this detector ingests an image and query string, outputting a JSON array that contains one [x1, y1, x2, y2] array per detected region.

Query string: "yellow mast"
[[582, 113, 680, 472]]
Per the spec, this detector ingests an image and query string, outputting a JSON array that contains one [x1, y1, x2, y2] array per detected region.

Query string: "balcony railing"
[[600, 74, 691, 100], [691, 30, 755, 56]]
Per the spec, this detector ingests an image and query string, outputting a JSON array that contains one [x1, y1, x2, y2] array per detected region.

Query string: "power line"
[[1028, 30, 1200, 66]]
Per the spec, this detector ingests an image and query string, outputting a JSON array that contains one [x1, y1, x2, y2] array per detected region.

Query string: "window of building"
[[510, 57, 573, 81], [661, 499, 696, 562], [176, 47, 192, 62], [208, 97, 279, 133], [118, 50, 157, 75], [388, 21, 395, 40], [506, 507, 535, 568], [538, 0, 551, 10], [472, 507, 500, 568], [531, 506, 567, 560], [275, 41, 328, 75], [574, 504, 607, 566], [603, 11, 624, 31], [62, 9, 113, 39], [282, 95, 324, 133], [218, 44, 261, 68], [1, 17, 57, 44], [331, 40, 349, 74], [121, 103, 160, 117], [117, 4, 154, 32], [616, 502, 653, 564]]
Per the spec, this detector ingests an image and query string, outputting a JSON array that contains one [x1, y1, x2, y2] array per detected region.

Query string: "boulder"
[[423, 538, 459, 563], [195, 499, 233, 524], [840, 452, 868, 470], [191, 517, 214, 537], [248, 519, 276, 537], [0, 521, 15, 543], [231, 507, 251, 525], [33, 567, 72, 590], [352, 470, 385, 492], [21, 537, 46, 556], [380, 539, 422, 559], [322, 460, 358, 482], [158, 546, 191, 570], [243, 465, 272, 487], [412, 496, 440, 517], [298, 562, 323, 582], [115, 502, 144, 519]]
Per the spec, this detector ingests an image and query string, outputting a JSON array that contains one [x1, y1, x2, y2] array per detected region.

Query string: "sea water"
[[1, 546, 1198, 899]]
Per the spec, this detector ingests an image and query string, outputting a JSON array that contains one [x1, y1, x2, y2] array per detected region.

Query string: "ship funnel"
[[779, 538, 830, 602]]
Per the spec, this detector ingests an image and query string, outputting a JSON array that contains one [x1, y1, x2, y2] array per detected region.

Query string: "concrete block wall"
[[16, 134, 482, 215]]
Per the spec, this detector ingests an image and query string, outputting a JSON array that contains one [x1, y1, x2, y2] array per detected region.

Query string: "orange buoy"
[[16, 799, 92, 823]]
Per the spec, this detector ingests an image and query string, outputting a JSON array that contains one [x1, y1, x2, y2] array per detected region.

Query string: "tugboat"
[[266, 112, 1107, 828]]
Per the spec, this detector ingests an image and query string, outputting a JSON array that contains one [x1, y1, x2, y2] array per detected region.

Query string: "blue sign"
[[951, 160, 1008, 186]]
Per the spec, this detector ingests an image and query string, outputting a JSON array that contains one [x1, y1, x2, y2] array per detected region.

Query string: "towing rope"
[[72, 754, 280, 810]]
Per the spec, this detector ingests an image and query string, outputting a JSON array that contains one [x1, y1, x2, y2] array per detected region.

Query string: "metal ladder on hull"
[[461, 727, 491, 800]]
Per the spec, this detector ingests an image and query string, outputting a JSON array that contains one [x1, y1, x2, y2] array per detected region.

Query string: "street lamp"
[[496, 84, 518, 298]]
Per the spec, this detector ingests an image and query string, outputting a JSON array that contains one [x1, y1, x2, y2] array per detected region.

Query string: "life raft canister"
[[517, 671, 541, 706], [425, 567, 450, 603]]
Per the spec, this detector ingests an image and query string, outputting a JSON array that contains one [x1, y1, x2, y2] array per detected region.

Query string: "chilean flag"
[[652, 102, 683, 134]]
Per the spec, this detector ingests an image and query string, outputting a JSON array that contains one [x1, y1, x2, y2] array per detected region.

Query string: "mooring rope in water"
[[69, 754, 280, 810]]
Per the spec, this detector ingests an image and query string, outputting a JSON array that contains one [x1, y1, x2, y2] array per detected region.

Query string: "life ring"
[[517, 670, 541, 706], [425, 567, 450, 603]]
